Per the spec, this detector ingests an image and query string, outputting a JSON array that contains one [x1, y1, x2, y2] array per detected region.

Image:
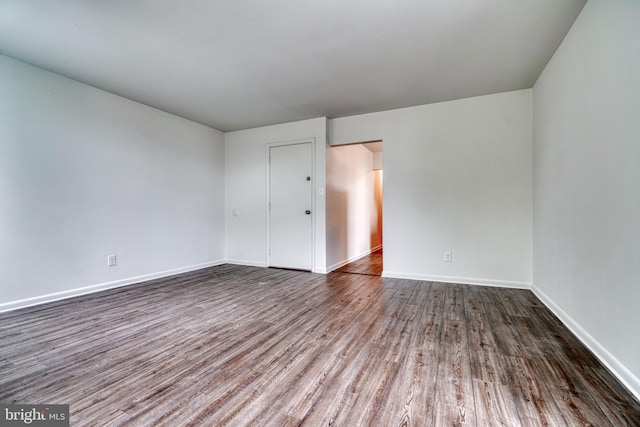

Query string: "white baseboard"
[[381, 271, 531, 289], [224, 259, 267, 268], [327, 245, 383, 273], [226, 259, 327, 274], [0, 260, 226, 313], [532, 284, 640, 402]]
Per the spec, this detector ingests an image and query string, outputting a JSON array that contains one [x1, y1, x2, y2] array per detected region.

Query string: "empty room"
[[1, 0, 639, 425]]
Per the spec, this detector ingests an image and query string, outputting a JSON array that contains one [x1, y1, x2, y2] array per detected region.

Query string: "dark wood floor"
[[1, 264, 639, 426], [335, 248, 383, 276]]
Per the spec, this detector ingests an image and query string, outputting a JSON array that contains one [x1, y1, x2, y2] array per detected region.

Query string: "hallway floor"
[[335, 248, 383, 276]]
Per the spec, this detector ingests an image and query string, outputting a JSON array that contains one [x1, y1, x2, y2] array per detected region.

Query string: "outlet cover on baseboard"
[[107, 254, 117, 267], [444, 252, 453, 262]]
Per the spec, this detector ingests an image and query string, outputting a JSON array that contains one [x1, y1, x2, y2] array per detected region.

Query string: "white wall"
[[0, 55, 226, 311], [532, 0, 640, 398], [224, 118, 327, 273], [372, 152, 383, 171], [326, 144, 382, 271], [331, 90, 532, 287]]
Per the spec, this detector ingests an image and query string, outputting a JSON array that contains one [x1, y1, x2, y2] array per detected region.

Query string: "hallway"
[[335, 248, 383, 276]]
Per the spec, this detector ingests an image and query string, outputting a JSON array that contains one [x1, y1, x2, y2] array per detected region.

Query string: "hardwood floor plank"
[[432, 402, 473, 427], [472, 379, 522, 427], [1, 261, 638, 426], [463, 285, 509, 385], [479, 289, 531, 359], [502, 356, 568, 427], [376, 281, 439, 427], [435, 283, 477, 425], [339, 360, 401, 427]]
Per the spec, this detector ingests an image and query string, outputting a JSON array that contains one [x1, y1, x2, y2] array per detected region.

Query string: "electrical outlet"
[[107, 254, 117, 267], [444, 251, 453, 262]]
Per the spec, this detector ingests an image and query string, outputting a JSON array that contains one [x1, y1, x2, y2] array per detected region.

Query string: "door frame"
[[265, 138, 316, 270]]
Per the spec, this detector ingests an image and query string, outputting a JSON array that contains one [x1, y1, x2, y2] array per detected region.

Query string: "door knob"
[[305, 210, 311, 215]]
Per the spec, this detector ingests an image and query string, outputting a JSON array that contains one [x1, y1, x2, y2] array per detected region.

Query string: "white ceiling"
[[362, 141, 383, 153], [0, 0, 586, 132]]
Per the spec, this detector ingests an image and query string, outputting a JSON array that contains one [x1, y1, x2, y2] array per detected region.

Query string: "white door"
[[269, 142, 313, 270]]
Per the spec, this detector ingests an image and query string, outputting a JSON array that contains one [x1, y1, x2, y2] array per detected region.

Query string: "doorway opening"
[[326, 140, 383, 276]]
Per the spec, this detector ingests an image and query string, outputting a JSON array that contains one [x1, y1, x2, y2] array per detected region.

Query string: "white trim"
[[224, 259, 267, 268], [381, 271, 531, 289], [0, 260, 225, 313], [326, 245, 383, 273], [227, 258, 327, 274], [532, 284, 640, 402]]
